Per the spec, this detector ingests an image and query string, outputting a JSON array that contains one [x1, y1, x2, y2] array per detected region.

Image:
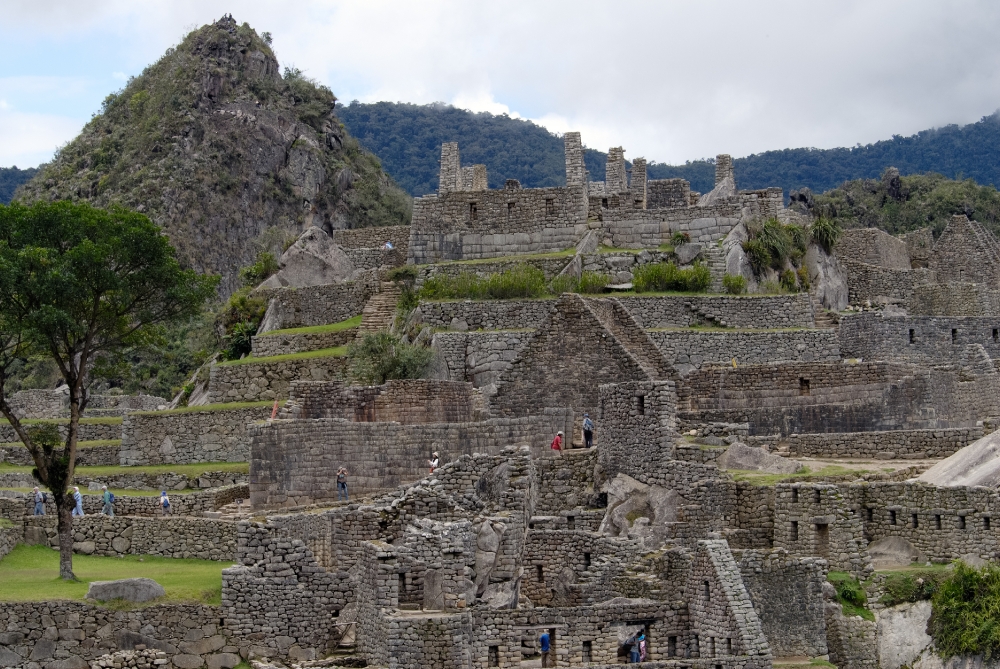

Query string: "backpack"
[[163, 497, 170, 508], [41, 492, 48, 503], [108, 492, 114, 503]]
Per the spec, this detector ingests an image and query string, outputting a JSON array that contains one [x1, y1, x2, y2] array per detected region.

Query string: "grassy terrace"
[[727, 464, 878, 486], [648, 326, 810, 332], [0, 416, 123, 426], [0, 545, 226, 605], [0, 461, 248, 478], [259, 315, 362, 337], [415, 245, 680, 269], [132, 401, 273, 415], [218, 346, 347, 366]]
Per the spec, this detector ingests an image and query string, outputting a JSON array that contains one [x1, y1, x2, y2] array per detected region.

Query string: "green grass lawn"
[[417, 249, 577, 268], [728, 464, 868, 486], [132, 401, 272, 416], [0, 461, 248, 478], [219, 346, 347, 366], [0, 544, 226, 604], [259, 315, 363, 337]]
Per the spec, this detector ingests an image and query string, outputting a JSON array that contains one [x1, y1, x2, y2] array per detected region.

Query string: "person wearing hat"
[[337, 467, 349, 501], [428, 452, 440, 473], [551, 431, 563, 456], [160, 491, 171, 516], [71, 486, 84, 517], [582, 413, 595, 449], [33, 486, 45, 516], [101, 485, 115, 517]]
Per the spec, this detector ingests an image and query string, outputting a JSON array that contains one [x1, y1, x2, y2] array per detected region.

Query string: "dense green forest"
[[0, 166, 37, 204], [338, 101, 1000, 197]]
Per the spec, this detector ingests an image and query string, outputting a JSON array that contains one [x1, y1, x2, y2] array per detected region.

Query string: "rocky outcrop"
[[918, 429, 1000, 487], [258, 226, 357, 289], [86, 578, 166, 603], [15, 16, 410, 294]]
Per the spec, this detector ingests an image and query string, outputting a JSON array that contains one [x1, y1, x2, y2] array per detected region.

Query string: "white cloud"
[[112, 72, 127, 81], [0, 107, 83, 167]]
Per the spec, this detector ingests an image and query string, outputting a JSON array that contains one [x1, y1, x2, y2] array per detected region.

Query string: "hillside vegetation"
[[0, 167, 37, 204], [15, 16, 411, 295], [340, 101, 1000, 197], [812, 170, 1000, 238]]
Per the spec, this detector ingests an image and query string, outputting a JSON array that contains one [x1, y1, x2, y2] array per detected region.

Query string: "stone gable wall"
[[648, 329, 840, 369], [208, 354, 348, 403], [929, 215, 1000, 287], [120, 406, 271, 465], [597, 381, 679, 481], [834, 228, 910, 269]]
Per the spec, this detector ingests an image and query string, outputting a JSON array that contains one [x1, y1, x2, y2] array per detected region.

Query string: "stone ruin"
[[6, 132, 1000, 669]]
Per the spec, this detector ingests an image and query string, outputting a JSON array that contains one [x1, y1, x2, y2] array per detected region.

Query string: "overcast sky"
[[3, 0, 1000, 168]]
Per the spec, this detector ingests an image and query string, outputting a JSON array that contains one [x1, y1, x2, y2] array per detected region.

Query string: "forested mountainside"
[[339, 101, 1000, 198], [15, 16, 411, 295], [0, 166, 37, 204]]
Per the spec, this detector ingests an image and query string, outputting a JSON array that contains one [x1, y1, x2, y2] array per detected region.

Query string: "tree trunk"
[[57, 497, 76, 580]]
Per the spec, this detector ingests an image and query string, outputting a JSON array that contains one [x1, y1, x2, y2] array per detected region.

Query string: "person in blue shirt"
[[71, 487, 84, 517], [539, 631, 551, 667], [583, 413, 595, 449]]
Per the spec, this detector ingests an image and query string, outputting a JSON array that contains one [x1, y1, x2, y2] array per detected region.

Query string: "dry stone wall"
[[249, 411, 571, 507], [256, 273, 376, 332], [648, 329, 840, 369], [208, 354, 347, 403], [119, 405, 272, 465], [619, 294, 815, 329], [3, 486, 246, 521], [842, 259, 935, 304], [749, 427, 981, 459], [839, 313, 1000, 363], [906, 282, 1000, 316], [417, 298, 554, 330], [0, 420, 121, 443], [251, 326, 356, 357], [1, 442, 119, 466], [835, 228, 911, 269], [279, 379, 475, 423], [430, 331, 532, 387], [0, 602, 238, 669], [0, 524, 21, 560]]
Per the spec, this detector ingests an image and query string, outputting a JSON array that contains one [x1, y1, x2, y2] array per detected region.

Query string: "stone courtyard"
[[5, 131, 1000, 669]]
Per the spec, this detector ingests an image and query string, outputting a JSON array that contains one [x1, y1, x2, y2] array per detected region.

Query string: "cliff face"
[[17, 16, 411, 294]]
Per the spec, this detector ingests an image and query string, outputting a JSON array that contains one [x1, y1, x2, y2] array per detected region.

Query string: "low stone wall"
[[839, 312, 1000, 364], [249, 410, 573, 507], [417, 299, 554, 330], [749, 427, 982, 459], [331, 224, 411, 250], [74, 470, 247, 492], [22, 515, 237, 560], [0, 524, 21, 560], [906, 282, 1000, 316], [416, 256, 573, 284], [208, 354, 348, 403], [251, 326, 357, 357], [842, 259, 935, 304], [1, 485, 247, 520], [280, 379, 476, 423], [0, 420, 121, 443], [1, 442, 120, 466], [431, 330, 533, 387], [835, 228, 911, 269], [826, 603, 877, 669], [619, 294, 816, 329], [648, 328, 840, 369], [120, 405, 272, 465], [0, 602, 240, 669], [256, 272, 377, 332]]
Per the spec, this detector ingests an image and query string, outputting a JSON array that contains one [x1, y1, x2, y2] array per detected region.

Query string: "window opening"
[[488, 646, 499, 667], [469, 202, 478, 220], [909, 329, 915, 344], [536, 565, 544, 581], [790, 521, 799, 541], [582, 641, 592, 663], [889, 510, 896, 525], [800, 378, 810, 395], [912, 514, 919, 528], [959, 515, 967, 530], [637, 395, 645, 415], [814, 489, 821, 504], [583, 552, 591, 569], [792, 488, 798, 503], [935, 514, 942, 530], [545, 198, 555, 216], [952, 328, 958, 343]]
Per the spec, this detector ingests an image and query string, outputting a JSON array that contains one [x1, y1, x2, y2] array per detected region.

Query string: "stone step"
[[356, 283, 402, 336]]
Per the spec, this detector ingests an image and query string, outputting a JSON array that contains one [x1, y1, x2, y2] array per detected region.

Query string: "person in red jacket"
[[550, 431, 563, 456]]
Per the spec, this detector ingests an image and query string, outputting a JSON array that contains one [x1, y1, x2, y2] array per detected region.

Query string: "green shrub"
[[742, 239, 771, 274], [787, 223, 809, 254], [780, 269, 798, 292], [811, 217, 842, 253], [419, 264, 548, 300], [759, 280, 783, 295], [758, 218, 792, 269], [633, 261, 711, 293], [722, 274, 747, 295], [827, 572, 874, 621], [578, 271, 610, 294], [548, 274, 578, 295], [386, 266, 418, 284], [216, 287, 267, 357], [347, 332, 433, 384], [238, 252, 279, 287], [880, 569, 946, 607], [671, 231, 691, 246], [797, 265, 811, 291], [223, 321, 257, 361], [929, 561, 1000, 660]]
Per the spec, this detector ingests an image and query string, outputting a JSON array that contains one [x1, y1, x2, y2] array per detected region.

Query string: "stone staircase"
[[585, 297, 672, 380], [701, 243, 728, 293], [356, 282, 402, 336], [810, 295, 839, 329]]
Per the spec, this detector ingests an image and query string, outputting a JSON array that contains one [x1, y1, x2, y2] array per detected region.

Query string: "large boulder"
[[258, 226, 356, 289], [868, 537, 924, 570], [917, 430, 1000, 488], [807, 243, 849, 311], [86, 578, 165, 603], [598, 474, 685, 549], [697, 176, 736, 206], [717, 442, 803, 475], [675, 243, 703, 265]]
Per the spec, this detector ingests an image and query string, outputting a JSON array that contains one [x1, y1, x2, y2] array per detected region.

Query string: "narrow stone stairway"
[[810, 295, 839, 329], [356, 282, 402, 337]]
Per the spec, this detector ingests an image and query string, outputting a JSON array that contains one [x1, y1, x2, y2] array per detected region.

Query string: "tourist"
[[71, 486, 84, 517], [638, 632, 647, 662], [582, 413, 595, 449], [337, 467, 349, 501], [382, 240, 394, 250], [428, 452, 440, 473], [101, 485, 115, 518], [33, 487, 44, 516], [539, 631, 551, 667], [160, 491, 171, 516], [550, 431, 563, 456]]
